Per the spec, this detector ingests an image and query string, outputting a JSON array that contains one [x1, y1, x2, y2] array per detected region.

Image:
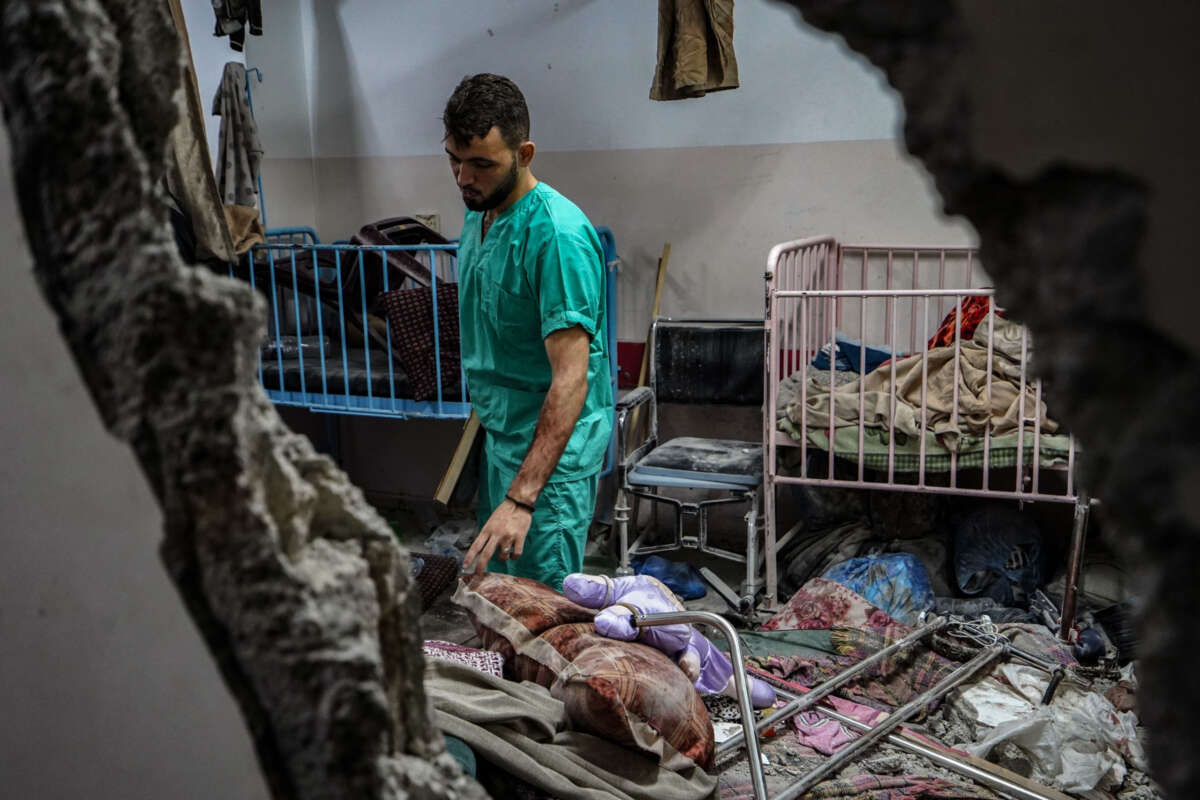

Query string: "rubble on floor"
[[383, 495, 1161, 799]]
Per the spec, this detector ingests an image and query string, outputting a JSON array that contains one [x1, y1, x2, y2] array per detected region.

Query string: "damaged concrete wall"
[[772, 0, 1200, 795], [0, 131, 269, 799], [0, 2, 482, 798]]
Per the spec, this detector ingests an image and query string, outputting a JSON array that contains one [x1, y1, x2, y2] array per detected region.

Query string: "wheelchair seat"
[[628, 437, 762, 490]]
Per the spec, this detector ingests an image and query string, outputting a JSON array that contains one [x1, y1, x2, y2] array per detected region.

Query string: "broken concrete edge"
[[0, 1, 483, 797], [777, 0, 1198, 795]]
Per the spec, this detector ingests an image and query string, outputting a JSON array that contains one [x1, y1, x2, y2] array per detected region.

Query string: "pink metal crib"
[[763, 236, 1091, 638]]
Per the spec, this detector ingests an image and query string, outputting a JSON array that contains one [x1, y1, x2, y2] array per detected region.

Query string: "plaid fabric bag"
[[377, 282, 461, 401], [409, 551, 459, 610]]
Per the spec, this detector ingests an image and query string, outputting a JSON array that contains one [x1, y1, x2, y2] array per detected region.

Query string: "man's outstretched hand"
[[463, 502, 533, 574]]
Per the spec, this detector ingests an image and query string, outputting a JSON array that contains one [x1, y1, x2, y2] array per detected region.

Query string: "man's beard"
[[462, 160, 519, 212]]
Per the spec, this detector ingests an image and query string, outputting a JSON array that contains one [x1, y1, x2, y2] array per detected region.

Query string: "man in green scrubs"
[[444, 74, 613, 591]]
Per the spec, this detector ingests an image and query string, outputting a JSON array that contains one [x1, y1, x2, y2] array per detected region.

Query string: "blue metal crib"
[[228, 225, 621, 472]]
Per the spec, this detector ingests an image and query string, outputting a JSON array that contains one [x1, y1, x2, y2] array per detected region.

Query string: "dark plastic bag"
[[952, 505, 1044, 607]]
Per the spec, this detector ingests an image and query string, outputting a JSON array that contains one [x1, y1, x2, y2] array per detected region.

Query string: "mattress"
[[779, 418, 1073, 473], [259, 349, 416, 398]]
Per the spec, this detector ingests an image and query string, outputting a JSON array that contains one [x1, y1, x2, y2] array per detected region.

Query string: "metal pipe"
[[753, 669, 1068, 800], [1059, 493, 1091, 640], [716, 616, 950, 755], [768, 472, 1079, 504], [841, 243, 978, 253], [775, 643, 1005, 800], [614, 487, 633, 577], [634, 610, 766, 800], [775, 288, 996, 298], [822, 706, 1065, 800]]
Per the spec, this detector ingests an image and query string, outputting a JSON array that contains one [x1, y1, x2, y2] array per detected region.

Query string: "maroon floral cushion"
[[536, 623, 715, 770], [453, 572, 595, 666], [761, 576, 901, 633], [453, 574, 715, 772]]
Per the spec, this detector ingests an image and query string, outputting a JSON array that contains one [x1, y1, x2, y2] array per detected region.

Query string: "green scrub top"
[[457, 182, 613, 482]]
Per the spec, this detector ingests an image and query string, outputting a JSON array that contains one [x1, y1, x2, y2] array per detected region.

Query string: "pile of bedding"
[[777, 310, 1071, 470]]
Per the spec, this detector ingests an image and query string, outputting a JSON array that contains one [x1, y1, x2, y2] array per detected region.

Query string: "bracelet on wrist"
[[505, 493, 536, 514]]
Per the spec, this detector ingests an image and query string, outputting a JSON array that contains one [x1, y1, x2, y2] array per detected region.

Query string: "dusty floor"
[[384, 498, 1156, 799]]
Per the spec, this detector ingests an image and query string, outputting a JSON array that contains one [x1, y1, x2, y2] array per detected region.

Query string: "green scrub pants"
[[479, 454, 599, 592]]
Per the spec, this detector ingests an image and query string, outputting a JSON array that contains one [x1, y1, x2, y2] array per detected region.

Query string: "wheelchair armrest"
[[616, 385, 653, 412], [615, 386, 656, 473]]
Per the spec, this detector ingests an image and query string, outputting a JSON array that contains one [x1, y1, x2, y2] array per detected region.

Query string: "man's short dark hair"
[[442, 73, 530, 150]]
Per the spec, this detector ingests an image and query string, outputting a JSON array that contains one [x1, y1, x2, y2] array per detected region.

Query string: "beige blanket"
[[651, 0, 738, 100], [783, 317, 1057, 452], [223, 203, 265, 254], [164, 0, 236, 263], [425, 658, 717, 800]]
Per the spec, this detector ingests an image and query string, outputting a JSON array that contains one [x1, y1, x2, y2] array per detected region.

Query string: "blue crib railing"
[[230, 225, 621, 473]]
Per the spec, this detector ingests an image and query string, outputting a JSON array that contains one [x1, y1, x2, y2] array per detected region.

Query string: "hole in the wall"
[[776, 2, 1199, 797]]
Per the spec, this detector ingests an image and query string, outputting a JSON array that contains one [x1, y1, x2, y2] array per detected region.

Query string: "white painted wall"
[[288, 0, 902, 158], [0, 132, 268, 799], [241, 0, 974, 338], [239, 0, 318, 227]]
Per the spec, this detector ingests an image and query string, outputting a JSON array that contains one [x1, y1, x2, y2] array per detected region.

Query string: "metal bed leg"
[[615, 486, 634, 576], [742, 488, 761, 609], [1059, 492, 1092, 641], [763, 472, 778, 610], [634, 610, 767, 800]]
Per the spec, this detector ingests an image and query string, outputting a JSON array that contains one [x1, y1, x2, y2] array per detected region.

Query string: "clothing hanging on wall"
[[211, 0, 262, 53], [212, 61, 264, 209], [163, 0, 235, 263], [650, 0, 739, 101]]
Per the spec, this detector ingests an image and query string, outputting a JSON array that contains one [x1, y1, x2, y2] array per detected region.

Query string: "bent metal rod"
[[634, 610, 767, 800], [773, 642, 1005, 800], [717, 615, 950, 756]]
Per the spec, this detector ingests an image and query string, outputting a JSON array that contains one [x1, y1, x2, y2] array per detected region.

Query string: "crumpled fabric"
[[952, 504, 1044, 607], [426, 658, 717, 800], [822, 553, 936, 626], [562, 573, 776, 707], [782, 317, 1056, 453], [751, 622, 959, 716], [212, 62, 263, 208], [650, 0, 738, 100], [790, 694, 884, 755], [781, 522, 875, 594], [761, 576, 901, 633], [211, 0, 262, 52], [223, 203, 265, 254], [422, 639, 504, 679], [163, 0, 236, 263], [803, 773, 997, 799], [962, 664, 1147, 794]]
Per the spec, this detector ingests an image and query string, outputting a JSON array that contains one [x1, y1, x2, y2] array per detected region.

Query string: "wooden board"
[[434, 410, 482, 508], [629, 242, 671, 442]]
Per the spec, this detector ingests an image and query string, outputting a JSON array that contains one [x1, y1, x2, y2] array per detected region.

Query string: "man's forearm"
[[507, 373, 587, 503]]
